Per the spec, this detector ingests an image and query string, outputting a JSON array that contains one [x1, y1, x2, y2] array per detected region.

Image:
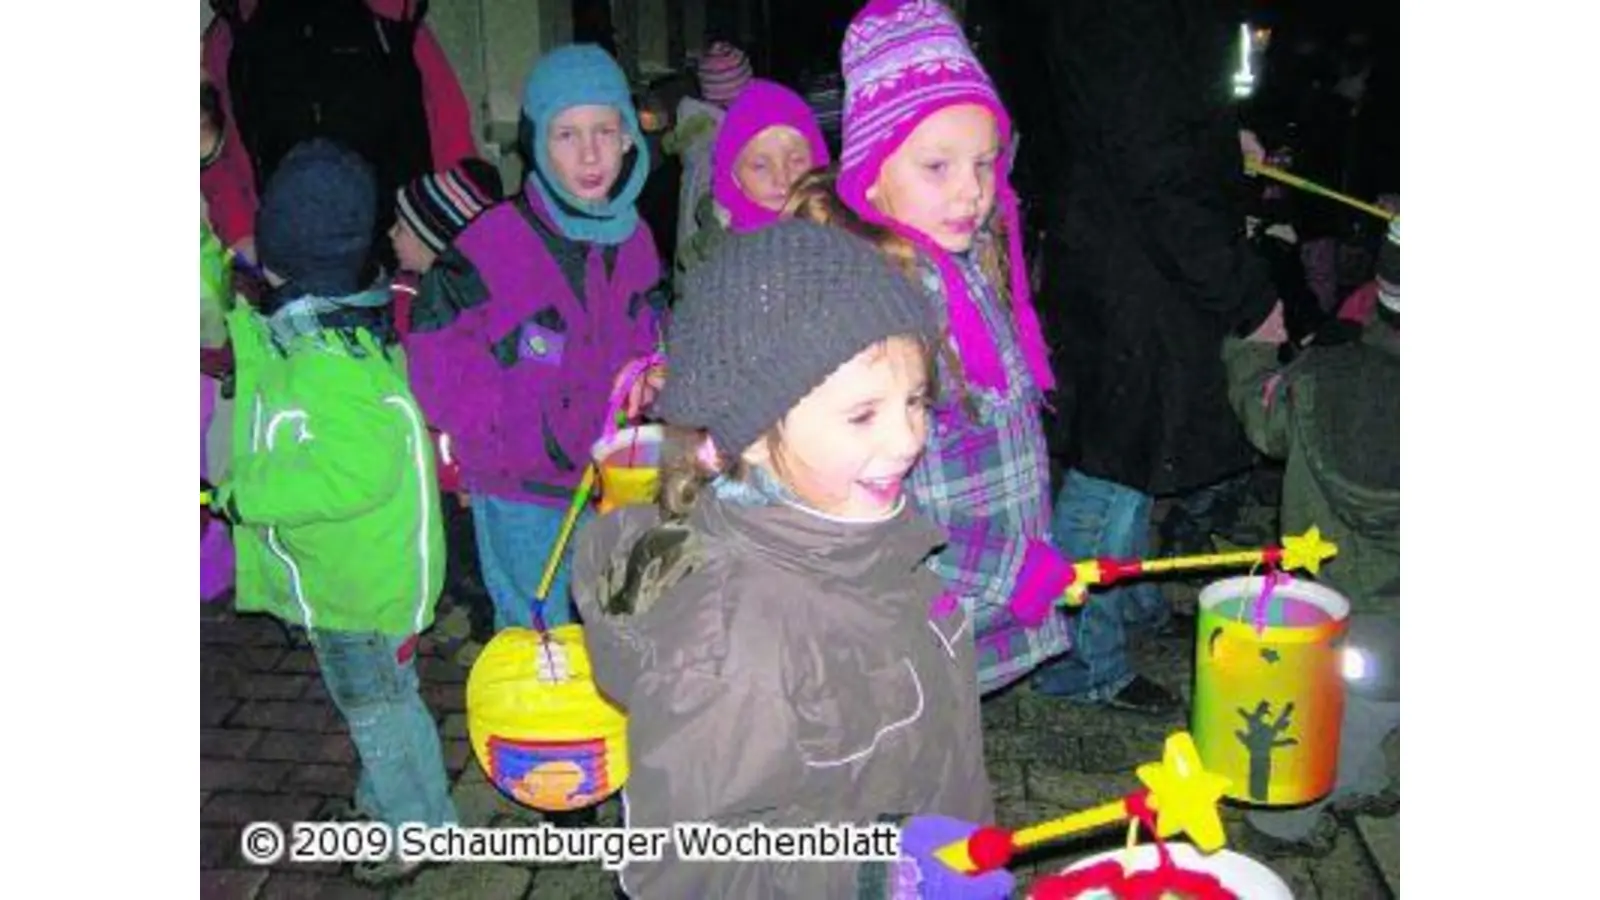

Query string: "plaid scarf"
[[263, 288, 392, 355]]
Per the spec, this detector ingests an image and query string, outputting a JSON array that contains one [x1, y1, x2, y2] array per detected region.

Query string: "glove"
[[892, 816, 1016, 900], [1006, 541, 1075, 627]]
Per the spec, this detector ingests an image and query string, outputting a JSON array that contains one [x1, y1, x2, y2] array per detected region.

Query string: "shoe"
[[1332, 788, 1400, 821], [1102, 675, 1181, 716], [351, 855, 426, 886], [1237, 810, 1340, 859]]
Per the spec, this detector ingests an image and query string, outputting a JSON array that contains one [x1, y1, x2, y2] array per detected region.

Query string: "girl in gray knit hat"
[[571, 219, 1013, 899]]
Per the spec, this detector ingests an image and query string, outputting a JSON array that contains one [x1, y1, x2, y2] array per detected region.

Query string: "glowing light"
[[1342, 647, 1368, 682], [1232, 23, 1258, 99]]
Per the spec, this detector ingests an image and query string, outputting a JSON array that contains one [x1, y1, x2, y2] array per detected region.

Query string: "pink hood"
[[711, 79, 831, 234]]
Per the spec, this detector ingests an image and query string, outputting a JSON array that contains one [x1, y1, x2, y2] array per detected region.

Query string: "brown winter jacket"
[[573, 490, 995, 899]]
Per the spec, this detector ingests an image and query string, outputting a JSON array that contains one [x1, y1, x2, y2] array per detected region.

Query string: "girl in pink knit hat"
[[677, 79, 832, 277], [837, 0, 1074, 697], [713, 79, 831, 230]]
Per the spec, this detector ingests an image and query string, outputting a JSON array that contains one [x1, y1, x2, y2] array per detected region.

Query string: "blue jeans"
[[1031, 470, 1168, 700], [308, 629, 457, 828], [471, 495, 590, 631]]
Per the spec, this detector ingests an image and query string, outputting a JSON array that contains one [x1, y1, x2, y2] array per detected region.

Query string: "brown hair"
[[656, 425, 765, 520], [785, 168, 982, 418], [783, 170, 919, 280], [974, 205, 1015, 313]]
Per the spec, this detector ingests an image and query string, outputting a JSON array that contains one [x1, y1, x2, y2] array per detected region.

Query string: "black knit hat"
[[396, 159, 503, 254], [657, 219, 936, 456], [257, 140, 377, 297]]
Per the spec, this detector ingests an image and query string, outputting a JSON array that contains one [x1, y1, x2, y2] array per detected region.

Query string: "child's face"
[[745, 336, 930, 519], [734, 125, 815, 212], [545, 105, 632, 203], [389, 217, 437, 274], [868, 104, 1000, 253]]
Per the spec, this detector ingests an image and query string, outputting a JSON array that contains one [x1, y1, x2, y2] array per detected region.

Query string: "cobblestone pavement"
[[200, 486, 1397, 897]]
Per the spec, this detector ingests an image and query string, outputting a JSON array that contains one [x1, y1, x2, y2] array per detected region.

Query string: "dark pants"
[[440, 493, 493, 637]]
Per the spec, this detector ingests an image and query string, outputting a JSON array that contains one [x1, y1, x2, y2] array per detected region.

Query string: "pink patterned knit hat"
[[697, 41, 754, 107], [837, 0, 1054, 394], [712, 79, 832, 233]]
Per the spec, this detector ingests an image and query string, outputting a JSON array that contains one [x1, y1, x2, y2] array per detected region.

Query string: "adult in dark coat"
[[1029, 0, 1278, 711]]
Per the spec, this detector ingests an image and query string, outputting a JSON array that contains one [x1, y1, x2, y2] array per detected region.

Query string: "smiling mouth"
[[857, 476, 906, 504]]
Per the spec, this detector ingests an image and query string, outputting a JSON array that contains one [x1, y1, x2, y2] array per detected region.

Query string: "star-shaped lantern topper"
[[1278, 526, 1338, 575], [1135, 732, 1232, 853]]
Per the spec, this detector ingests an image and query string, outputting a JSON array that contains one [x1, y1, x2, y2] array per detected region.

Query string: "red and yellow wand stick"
[[1060, 527, 1337, 607], [935, 732, 1232, 875]]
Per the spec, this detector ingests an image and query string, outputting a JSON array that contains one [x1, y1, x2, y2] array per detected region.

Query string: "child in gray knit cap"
[[572, 219, 1011, 900]]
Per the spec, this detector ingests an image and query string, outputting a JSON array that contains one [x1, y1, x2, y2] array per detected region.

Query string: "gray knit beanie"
[[657, 219, 936, 456]]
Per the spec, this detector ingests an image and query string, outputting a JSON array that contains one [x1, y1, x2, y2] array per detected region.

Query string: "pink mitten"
[[1007, 541, 1075, 627]]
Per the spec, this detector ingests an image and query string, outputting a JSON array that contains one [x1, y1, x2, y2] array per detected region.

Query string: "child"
[[574, 219, 1009, 900], [201, 219, 236, 603], [202, 78, 236, 603], [406, 44, 666, 633], [387, 157, 504, 449], [1335, 196, 1400, 326], [199, 69, 258, 267], [676, 78, 831, 279], [836, 0, 1074, 695], [386, 159, 504, 647], [204, 139, 456, 885], [668, 41, 754, 252], [389, 159, 503, 283], [1223, 219, 1400, 856]]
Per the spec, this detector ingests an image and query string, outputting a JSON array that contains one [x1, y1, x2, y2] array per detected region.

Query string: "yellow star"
[[1280, 527, 1338, 575], [1136, 732, 1232, 853]]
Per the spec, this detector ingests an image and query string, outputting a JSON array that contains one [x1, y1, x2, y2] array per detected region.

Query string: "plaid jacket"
[[908, 249, 1072, 695]]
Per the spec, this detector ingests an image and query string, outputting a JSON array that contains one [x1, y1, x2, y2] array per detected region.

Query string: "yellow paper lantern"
[[466, 625, 629, 811]]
